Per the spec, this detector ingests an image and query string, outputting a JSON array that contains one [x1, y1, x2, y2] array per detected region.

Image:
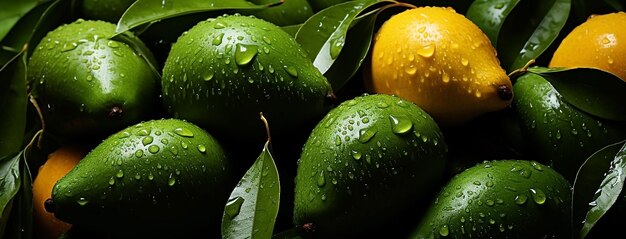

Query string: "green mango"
[[411, 160, 571, 239], [50, 119, 232, 238], [81, 0, 136, 23], [513, 73, 626, 182], [162, 15, 333, 142], [307, 0, 351, 12], [244, 0, 314, 26], [28, 19, 158, 140], [293, 94, 448, 238]]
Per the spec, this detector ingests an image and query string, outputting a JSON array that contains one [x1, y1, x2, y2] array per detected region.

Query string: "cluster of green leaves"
[[1, 0, 626, 238]]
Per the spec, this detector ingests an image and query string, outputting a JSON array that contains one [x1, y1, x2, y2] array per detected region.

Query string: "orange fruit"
[[550, 12, 626, 81], [33, 144, 88, 239], [366, 7, 512, 126]]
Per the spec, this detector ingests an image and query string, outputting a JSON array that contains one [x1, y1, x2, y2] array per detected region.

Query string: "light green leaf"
[[115, 0, 276, 34], [0, 152, 23, 239], [580, 142, 626, 238], [221, 141, 280, 239], [0, 0, 39, 41], [281, 24, 302, 37]]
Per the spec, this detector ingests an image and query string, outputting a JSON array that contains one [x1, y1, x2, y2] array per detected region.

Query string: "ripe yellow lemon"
[[33, 145, 88, 239], [366, 7, 513, 126], [550, 12, 626, 81]]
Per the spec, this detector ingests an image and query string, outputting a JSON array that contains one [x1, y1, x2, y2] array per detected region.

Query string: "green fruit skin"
[[307, 0, 350, 12], [245, 0, 314, 26], [513, 73, 626, 182], [162, 15, 333, 141], [28, 19, 158, 140], [294, 94, 448, 238], [81, 0, 135, 23], [52, 119, 232, 238], [411, 160, 572, 239]]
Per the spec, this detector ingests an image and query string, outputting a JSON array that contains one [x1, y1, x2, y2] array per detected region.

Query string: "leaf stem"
[[29, 95, 45, 149], [508, 59, 536, 78]]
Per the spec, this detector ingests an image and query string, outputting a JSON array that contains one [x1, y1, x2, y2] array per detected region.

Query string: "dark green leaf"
[[572, 140, 624, 234], [112, 31, 162, 78], [530, 67, 626, 121], [221, 141, 280, 239], [294, 0, 393, 74], [0, 0, 39, 41], [323, 12, 377, 90], [115, 0, 276, 34], [496, 0, 570, 72], [281, 24, 302, 37], [466, 0, 520, 45], [0, 48, 27, 158], [580, 142, 626, 238], [4, 154, 33, 239], [0, 153, 23, 237], [604, 0, 624, 11]]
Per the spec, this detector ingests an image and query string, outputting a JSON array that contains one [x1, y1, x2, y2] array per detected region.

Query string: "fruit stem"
[[260, 112, 272, 148], [108, 106, 123, 118], [29, 94, 45, 149], [388, 1, 418, 10], [507, 59, 536, 79], [44, 198, 55, 213]]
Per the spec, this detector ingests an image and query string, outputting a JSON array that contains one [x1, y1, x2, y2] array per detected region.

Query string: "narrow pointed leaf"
[[572, 140, 624, 234], [531, 67, 626, 121], [466, 0, 520, 45], [4, 154, 33, 239], [580, 142, 626, 238], [0, 48, 27, 158], [222, 141, 280, 239], [0, 0, 39, 41], [115, 0, 276, 34], [496, 0, 570, 72], [294, 0, 393, 73]]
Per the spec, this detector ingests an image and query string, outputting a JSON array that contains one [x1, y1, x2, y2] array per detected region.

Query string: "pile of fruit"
[[1, 0, 625, 238]]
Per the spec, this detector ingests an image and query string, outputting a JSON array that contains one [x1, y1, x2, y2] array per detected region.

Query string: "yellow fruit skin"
[[367, 7, 512, 126], [33, 145, 87, 239], [550, 12, 626, 81]]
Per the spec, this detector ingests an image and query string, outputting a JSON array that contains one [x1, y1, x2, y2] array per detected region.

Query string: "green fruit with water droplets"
[[293, 94, 448, 238], [28, 19, 158, 140], [162, 14, 333, 142], [411, 160, 571, 239], [51, 119, 232, 238], [513, 73, 626, 182]]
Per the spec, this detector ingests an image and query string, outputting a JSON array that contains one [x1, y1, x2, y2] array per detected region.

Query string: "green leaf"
[[3, 154, 33, 239], [221, 141, 280, 239], [466, 0, 520, 45], [579, 142, 626, 238], [112, 31, 162, 78], [0, 48, 27, 158], [281, 24, 302, 37], [0, 0, 39, 41], [0, 153, 23, 236], [604, 0, 624, 10], [323, 12, 377, 90], [295, 0, 391, 73], [529, 67, 626, 121], [496, 0, 570, 72], [572, 140, 624, 235], [271, 228, 309, 239], [115, 0, 276, 34]]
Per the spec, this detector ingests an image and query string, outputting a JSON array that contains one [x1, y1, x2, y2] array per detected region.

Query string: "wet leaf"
[[3, 153, 33, 239], [115, 0, 276, 34], [579, 141, 626, 238], [281, 24, 302, 37], [295, 0, 393, 74], [487, 0, 570, 72], [221, 141, 280, 239], [0, 0, 39, 41], [0, 48, 27, 158], [572, 140, 624, 236], [528, 67, 626, 121], [323, 13, 377, 91], [466, 0, 520, 45], [112, 31, 162, 78], [0, 152, 23, 239]]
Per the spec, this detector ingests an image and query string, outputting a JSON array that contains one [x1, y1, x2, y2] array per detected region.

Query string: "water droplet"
[[224, 197, 245, 219], [148, 145, 160, 154], [142, 136, 153, 146], [284, 65, 298, 78], [107, 41, 119, 48], [235, 44, 258, 66], [515, 194, 527, 205], [214, 22, 226, 29], [461, 58, 469, 66], [77, 198, 88, 206], [197, 144, 206, 153], [148, 173, 154, 180], [376, 102, 389, 108], [212, 33, 224, 45], [174, 128, 194, 137], [168, 175, 176, 186], [416, 43, 435, 58], [108, 176, 115, 185], [486, 199, 495, 206], [529, 188, 546, 204], [439, 225, 449, 237], [330, 38, 344, 59], [351, 150, 362, 160], [116, 169, 124, 178], [442, 73, 450, 83], [135, 173, 141, 180], [262, 36, 271, 44], [204, 72, 214, 81], [317, 171, 326, 187], [61, 42, 78, 52], [530, 161, 544, 171], [359, 128, 377, 143], [389, 115, 413, 135], [135, 149, 143, 158]]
